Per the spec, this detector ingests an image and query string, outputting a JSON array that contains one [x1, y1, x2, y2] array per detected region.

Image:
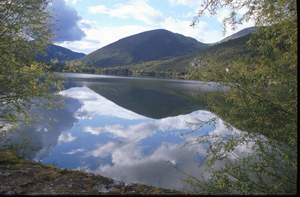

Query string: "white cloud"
[[64, 0, 80, 4], [56, 0, 256, 53], [58, 132, 76, 144], [213, 7, 255, 38], [83, 126, 104, 135], [88, 0, 163, 25], [168, 1, 255, 40], [168, 0, 201, 6], [56, 21, 153, 54], [89, 5, 108, 14], [52, 86, 263, 190], [59, 86, 147, 120], [61, 87, 229, 144], [56, 17, 222, 53], [65, 148, 85, 155], [97, 142, 208, 190], [159, 17, 221, 43], [89, 142, 119, 157], [83, 123, 155, 141]]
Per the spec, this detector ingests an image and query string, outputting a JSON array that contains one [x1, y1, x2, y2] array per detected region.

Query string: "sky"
[[50, 0, 254, 54]]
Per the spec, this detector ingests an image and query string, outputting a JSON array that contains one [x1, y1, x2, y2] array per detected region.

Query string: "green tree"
[[0, 0, 60, 128], [188, 0, 297, 194]]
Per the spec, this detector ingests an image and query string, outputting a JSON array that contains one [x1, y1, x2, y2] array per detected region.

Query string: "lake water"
[[3, 73, 246, 192]]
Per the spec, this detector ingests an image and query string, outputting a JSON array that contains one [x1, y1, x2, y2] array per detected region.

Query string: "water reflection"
[[3, 86, 247, 191], [60, 73, 228, 119], [3, 97, 81, 160]]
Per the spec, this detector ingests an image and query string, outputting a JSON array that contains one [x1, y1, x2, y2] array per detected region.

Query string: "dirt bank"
[[0, 150, 181, 195]]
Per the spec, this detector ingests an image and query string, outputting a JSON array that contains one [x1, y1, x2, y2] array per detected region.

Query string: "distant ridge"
[[220, 27, 256, 43], [82, 29, 208, 68], [79, 28, 254, 78], [43, 27, 257, 76], [36, 44, 85, 64]]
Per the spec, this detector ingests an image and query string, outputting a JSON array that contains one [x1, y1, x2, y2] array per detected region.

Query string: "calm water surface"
[[4, 73, 241, 191]]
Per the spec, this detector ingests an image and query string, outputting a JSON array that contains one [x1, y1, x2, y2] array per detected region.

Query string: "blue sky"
[[53, 0, 254, 54]]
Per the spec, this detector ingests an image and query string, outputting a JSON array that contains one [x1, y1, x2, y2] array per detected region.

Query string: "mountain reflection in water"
[[3, 75, 251, 192], [61, 73, 228, 119]]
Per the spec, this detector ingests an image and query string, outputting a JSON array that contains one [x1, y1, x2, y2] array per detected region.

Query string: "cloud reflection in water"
[[6, 86, 253, 191], [53, 87, 245, 190]]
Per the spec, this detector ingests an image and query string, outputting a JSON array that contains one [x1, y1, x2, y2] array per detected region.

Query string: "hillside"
[[82, 29, 208, 68], [88, 32, 252, 79], [219, 27, 256, 43], [62, 27, 255, 78], [36, 44, 85, 71]]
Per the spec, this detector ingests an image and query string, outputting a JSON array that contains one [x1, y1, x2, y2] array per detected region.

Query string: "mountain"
[[82, 29, 208, 68], [36, 44, 85, 65], [132, 28, 254, 73], [219, 27, 256, 43], [88, 30, 253, 78], [62, 27, 255, 78]]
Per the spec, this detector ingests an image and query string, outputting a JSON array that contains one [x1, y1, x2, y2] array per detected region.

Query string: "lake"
[[2, 73, 246, 192]]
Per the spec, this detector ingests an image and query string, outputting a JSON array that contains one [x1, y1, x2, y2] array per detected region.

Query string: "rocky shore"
[[0, 150, 181, 195]]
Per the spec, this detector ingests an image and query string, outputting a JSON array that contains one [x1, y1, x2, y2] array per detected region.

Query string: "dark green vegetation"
[[186, 0, 297, 195], [36, 44, 85, 71], [62, 27, 255, 78], [0, 150, 179, 195], [106, 32, 253, 78], [34, 26, 255, 78], [0, 0, 60, 126], [81, 29, 207, 68], [218, 26, 255, 43], [187, 34, 253, 79]]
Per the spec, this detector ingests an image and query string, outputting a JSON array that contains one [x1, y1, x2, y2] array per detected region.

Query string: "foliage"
[[81, 29, 206, 68], [64, 58, 188, 79], [188, 34, 252, 79], [188, 0, 297, 194], [64, 30, 252, 80], [36, 44, 85, 71], [0, 0, 60, 128]]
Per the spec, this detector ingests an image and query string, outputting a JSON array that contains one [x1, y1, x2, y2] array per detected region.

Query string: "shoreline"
[[0, 149, 181, 195]]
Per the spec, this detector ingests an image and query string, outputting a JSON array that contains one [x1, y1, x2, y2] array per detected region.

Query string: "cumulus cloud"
[[49, 0, 85, 42], [83, 126, 104, 135], [19, 86, 259, 191], [88, 0, 163, 25], [89, 142, 120, 157], [65, 148, 85, 155], [159, 17, 221, 43], [168, 0, 202, 6], [57, 22, 152, 54], [64, 0, 81, 4], [169, 0, 255, 38], [96, 142, 208, 190], [213, 7, 255, 36], [54, 0, 256, 53], [59, 87, 147, 120], [55, 1, 224, 53], [57, 16, 221, 53], [58, 132, 76, 144]]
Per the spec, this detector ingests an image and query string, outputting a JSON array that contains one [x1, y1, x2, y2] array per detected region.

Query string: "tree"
[[188, 0, 297, 194], [0, 0, 60, 129]]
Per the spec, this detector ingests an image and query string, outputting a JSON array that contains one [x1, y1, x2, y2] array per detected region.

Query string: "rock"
[[92, 184, 110, 193], [0, 172, 10, 176], [0, 150, 180, 195]]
